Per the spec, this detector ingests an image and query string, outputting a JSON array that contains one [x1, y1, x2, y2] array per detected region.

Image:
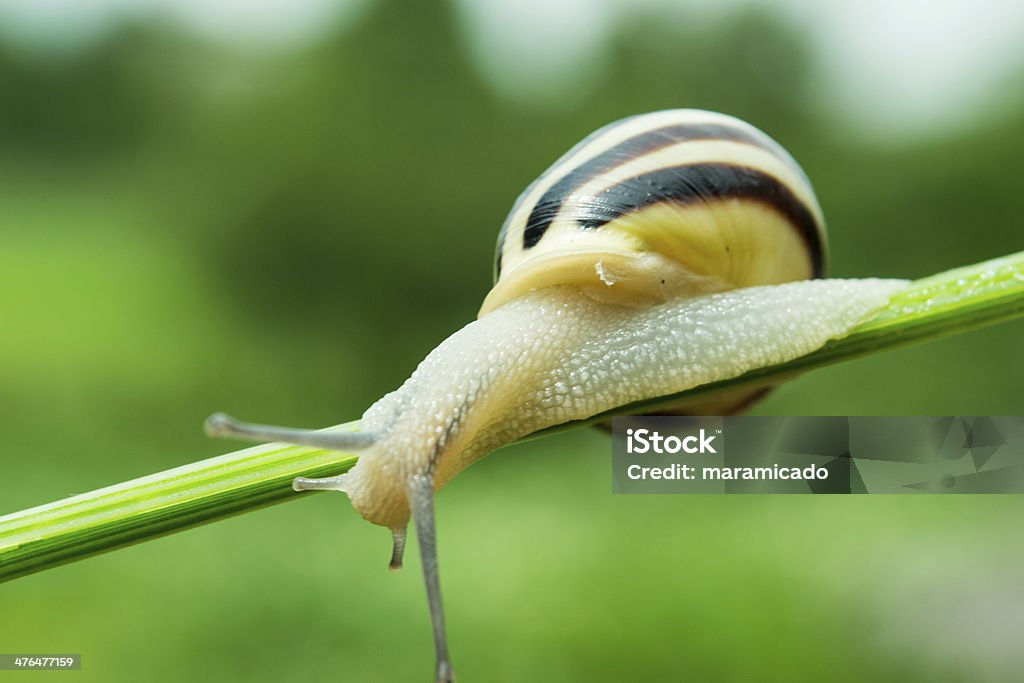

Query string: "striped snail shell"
[[483, 109, 827, 316], [206, 110, 905, 683]]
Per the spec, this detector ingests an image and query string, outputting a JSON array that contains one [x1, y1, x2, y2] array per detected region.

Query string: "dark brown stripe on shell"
[[572, 163, 824, 278]]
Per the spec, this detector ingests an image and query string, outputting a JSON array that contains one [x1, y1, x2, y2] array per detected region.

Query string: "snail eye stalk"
[[204, 412, 378, 451]]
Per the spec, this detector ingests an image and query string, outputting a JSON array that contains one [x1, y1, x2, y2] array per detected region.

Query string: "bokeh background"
[[2, 0, 1023, 680]]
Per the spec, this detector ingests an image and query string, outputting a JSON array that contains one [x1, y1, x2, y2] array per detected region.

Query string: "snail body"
[[343, 279, 899, 526], [206, 110, 907, 683]]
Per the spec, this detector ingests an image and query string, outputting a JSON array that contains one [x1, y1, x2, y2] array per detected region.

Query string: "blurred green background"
[[2, 0, 1023, 680]]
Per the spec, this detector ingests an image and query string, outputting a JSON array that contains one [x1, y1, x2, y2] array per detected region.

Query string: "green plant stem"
[[2, 252, 1024, 583]]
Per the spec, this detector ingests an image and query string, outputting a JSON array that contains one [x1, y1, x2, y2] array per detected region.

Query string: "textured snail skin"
[[344, 277, 906, 531]]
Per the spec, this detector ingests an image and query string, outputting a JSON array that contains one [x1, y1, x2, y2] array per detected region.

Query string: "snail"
[[205, 109, 907, 682]]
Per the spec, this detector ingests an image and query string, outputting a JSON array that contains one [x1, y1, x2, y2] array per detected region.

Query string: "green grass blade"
[[2, 251, 1023, 583], [0, 435, 359, 582]]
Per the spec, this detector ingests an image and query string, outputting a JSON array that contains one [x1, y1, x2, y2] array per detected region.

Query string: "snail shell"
[[484, 109, 826, 316]]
